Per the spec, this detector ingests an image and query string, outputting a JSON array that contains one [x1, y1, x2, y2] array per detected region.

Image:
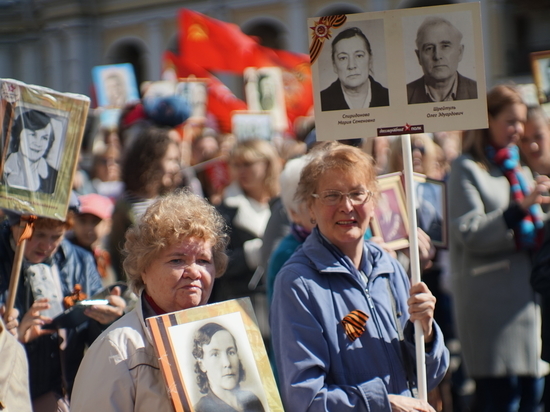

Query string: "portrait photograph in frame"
[[530, 50, 550, 111], [231, 111, 273, 141], [412, 173, 447, 248], [175, 78, 209, 119], [0, 79, 90, 220], [92, 63, 140, 109], [402, 9, 478, 105], [308, 2, 487, 142], [371, 172, 409, 250], [244, 67, 288, 133], [147, 298, 284, 412]]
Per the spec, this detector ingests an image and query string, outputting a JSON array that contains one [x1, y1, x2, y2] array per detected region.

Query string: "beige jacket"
[[70, 292, 174, 412], [0, 320, 32, 412]]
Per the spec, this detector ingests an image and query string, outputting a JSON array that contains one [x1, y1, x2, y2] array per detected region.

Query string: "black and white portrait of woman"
[[317, 19, 389, 111], [2, 108, 67, 194], [168, 311, 269, 412], [192, 322, 265, 412]]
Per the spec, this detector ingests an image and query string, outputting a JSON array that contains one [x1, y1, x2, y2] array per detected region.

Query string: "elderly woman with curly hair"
[[70, 190, 229, 412], [192, 322, 265, 412]]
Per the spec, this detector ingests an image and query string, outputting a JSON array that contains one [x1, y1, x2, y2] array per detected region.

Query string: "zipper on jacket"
[[363, 272, 403, 394]]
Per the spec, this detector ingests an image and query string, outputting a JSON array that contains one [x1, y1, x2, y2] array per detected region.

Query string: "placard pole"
[[401, 133, 428, 401], [4, 218, 27, 322]]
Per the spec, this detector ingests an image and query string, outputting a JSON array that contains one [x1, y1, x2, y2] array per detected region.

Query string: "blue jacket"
[[0, 221, 103, 398], [270, 228, 449, 411]]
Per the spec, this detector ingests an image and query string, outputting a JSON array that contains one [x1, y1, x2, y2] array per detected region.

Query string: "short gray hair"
[[415, 16, 463, 50]]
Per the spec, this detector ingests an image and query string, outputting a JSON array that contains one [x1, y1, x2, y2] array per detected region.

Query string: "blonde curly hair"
[[123, 189, 229, 294]]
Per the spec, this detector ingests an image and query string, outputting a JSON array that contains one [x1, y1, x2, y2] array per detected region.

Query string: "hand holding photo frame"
[[147, 297, 283, 412], [244, 67, 288, 133], [0, 78, 90, 220]]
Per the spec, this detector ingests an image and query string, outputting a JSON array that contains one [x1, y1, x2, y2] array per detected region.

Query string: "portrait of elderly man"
[[320, 26, 389, 111], [407, 16, 477, 104]]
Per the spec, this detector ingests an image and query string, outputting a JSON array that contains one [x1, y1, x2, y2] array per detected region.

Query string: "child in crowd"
[[68, 193, 116, 286]]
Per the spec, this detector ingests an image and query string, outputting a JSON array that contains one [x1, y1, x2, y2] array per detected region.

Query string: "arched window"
[[105, 41, 146, 94]]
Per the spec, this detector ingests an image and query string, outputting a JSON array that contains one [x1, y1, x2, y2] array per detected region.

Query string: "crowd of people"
[[2, 56, 550, 412]]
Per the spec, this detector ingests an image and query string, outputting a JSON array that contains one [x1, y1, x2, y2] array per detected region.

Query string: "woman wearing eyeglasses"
[[270, 142, 449, 412]]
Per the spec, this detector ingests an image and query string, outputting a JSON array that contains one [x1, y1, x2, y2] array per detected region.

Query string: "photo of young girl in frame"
[[2, 106, 68, 194]]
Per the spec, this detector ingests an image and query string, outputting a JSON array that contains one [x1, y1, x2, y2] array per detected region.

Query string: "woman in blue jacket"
[[269, 142, 449, 411]]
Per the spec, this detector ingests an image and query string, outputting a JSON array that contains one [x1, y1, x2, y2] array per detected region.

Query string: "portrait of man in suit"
[[407, 16, 477, 104]]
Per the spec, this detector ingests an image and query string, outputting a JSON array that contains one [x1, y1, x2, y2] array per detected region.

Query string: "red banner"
[[171, 9, 314, 135], [179, 9, 275, 73]]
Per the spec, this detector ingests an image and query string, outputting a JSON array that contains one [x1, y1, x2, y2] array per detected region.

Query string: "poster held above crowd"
[[308, 2, 487, 142], [92, 63, 140, 131], [0, 78, 91, 341], [92, 63, 139, 109], [0, 78, 90, 220], [244, 67, 288, 134]]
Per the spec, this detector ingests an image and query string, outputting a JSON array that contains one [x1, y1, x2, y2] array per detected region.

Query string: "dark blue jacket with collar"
[[270, 228, 449, 411]]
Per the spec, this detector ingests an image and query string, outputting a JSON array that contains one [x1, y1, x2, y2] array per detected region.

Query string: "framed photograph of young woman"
[[371, 172, 409, 250], [0, 79, 90, 220], [413, 173, 447, 248], [147, 297, 283, 412]]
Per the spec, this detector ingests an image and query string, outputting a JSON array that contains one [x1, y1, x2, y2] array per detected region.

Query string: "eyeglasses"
[[411, 144, 425, 154], [311, 190, 373, 206]]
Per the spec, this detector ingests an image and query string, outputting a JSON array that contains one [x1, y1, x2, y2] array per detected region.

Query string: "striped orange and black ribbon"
[[309, 14, 347, 64], [341, 309, 369, 342]]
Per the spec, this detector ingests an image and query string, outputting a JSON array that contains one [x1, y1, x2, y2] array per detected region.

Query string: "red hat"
[[78, 193, 114, 220]]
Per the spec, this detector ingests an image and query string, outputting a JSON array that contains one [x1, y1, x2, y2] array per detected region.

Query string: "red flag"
[[179, 9, 275, 73], [173, 9, 314, 134]]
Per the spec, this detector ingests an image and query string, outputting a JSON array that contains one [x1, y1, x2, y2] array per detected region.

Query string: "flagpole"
[[401, 133, 428, 401]]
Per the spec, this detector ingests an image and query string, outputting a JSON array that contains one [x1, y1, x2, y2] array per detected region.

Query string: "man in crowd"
[[0, 207, 125, 411]]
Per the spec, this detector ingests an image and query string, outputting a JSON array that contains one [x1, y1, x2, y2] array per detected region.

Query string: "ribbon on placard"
[[17, 215, 37, 245], [309, 15, 347, 64]]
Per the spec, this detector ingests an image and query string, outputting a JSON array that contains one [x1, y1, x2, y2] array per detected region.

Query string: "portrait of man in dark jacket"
[[407, 16, 477, 104]]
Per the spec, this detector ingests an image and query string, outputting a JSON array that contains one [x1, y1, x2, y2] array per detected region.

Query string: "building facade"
[[0, 0, 548, 100]]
